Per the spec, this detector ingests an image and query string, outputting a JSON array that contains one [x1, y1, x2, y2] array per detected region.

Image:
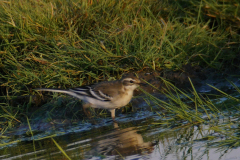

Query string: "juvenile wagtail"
[[36, 75, 143, 121]]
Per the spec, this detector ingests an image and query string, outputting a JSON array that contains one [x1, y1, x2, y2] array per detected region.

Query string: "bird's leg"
[[113, 121, 119, 128], [109, 109, 116, 122], [82, 103, 98, 124], [82, 103, 92, 119]]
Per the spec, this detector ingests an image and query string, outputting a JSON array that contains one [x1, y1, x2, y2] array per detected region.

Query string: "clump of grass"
[[140, 77, 221, 126], [0, 103, 21, 136], [175, 0, 240, 29]]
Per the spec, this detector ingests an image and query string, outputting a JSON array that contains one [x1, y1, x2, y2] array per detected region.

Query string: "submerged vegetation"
[[1, 0, 240, 158]]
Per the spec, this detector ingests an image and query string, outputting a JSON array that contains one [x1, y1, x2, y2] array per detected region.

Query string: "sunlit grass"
[[1, 0, 239, 94]]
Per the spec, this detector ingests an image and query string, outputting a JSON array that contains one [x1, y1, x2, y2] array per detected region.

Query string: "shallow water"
[[1, 108, 240, 160]]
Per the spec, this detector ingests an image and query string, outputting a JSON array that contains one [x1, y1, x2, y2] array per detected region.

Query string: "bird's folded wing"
[[69, 83, 115, 101]]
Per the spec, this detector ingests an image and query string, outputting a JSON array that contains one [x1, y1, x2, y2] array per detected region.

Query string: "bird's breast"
[[112, 90, 133, 108]]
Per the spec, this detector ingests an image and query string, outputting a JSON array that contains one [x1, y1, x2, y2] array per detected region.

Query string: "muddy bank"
[[132, 64, 240, 95]]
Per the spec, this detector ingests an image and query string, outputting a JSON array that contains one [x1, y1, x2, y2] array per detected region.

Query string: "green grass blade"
[[51, 138, 71, 160]]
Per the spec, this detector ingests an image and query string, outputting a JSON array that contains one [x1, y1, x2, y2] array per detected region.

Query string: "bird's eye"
[[130, 80, 134, 83]]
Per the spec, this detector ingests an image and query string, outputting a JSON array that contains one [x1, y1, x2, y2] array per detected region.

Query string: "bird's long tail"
[[35, 88, 85, 100], [35, 88, 70, 94]]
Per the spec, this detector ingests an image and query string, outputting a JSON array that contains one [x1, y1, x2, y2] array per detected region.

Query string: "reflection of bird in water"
[[87, 122, 155, 158]]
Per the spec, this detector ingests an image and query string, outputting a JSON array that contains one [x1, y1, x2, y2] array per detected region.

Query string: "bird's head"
[[121, 76, 143, 91]]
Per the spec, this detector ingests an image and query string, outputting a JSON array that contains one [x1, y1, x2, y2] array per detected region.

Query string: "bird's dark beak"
[[138, 82, 147, 86]]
